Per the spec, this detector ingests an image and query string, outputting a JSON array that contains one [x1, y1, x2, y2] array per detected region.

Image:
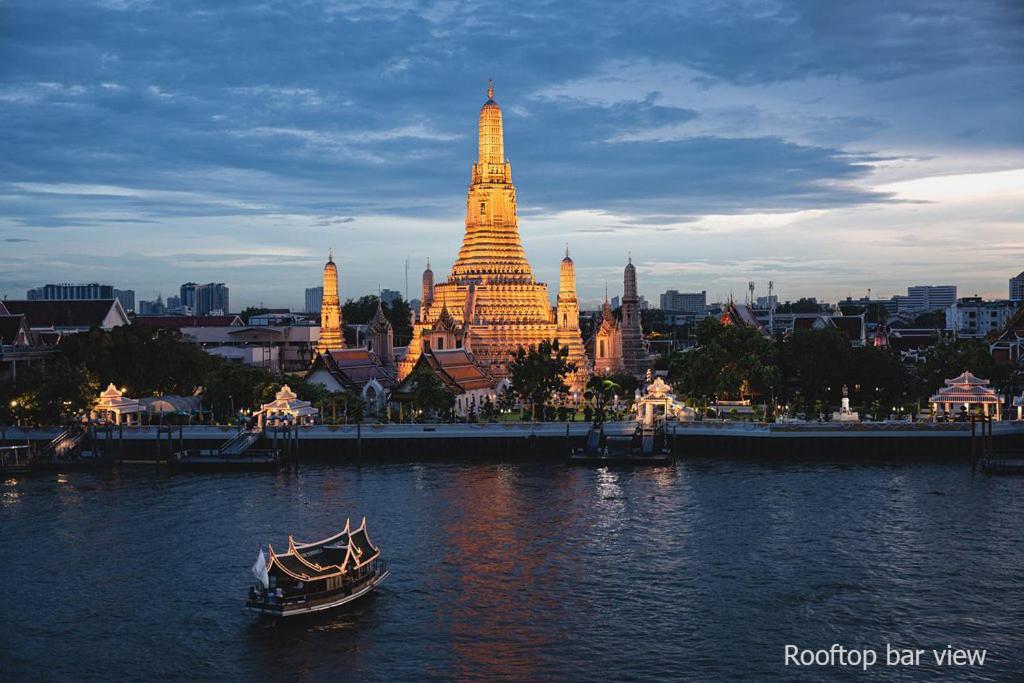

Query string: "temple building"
[[420, 259, 434, 320], [556, 247, 588, 389], [308, 302, 399, 416], [589, 293, 624, 375], [620, 257, 648, 376], [721, 298, 771, 338], [317, 251, 344, 353], [398, 81, 563, 383], [392, 347, 502, 419]]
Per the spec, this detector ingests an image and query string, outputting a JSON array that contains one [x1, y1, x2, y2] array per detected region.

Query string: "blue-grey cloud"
[[0, 0, 1021, 305]]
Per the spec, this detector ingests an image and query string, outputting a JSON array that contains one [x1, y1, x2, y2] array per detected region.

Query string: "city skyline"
[[2, 1, 1022, 309]]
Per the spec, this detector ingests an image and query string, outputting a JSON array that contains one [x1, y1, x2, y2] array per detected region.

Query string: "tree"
[[910, 339, 1011, 404], [60, 323, 215, 396], [407, 363, 455, 420], [343, 295, 414, 345], [776, 298, 825, 314], [586, 376, 621, 425], [669, 317, 778, 402], [777, 328, 852, 407], [848, 344, 907, 408], [2, 356, 99, 425], [507, 339, 577, 421], [481, 396, 497, 422]]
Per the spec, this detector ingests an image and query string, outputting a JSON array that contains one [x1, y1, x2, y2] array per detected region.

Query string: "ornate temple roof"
[[314, 348, 397, 390], [432, 304, 461, 334], [368, 301, 392, 335], [598, 297, 620, 334]]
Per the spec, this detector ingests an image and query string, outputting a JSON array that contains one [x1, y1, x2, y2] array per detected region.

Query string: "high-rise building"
[[193, 283, 229, 316], [397, 81, 565, 381], [180, 282, 198, 311], [138, 295, 165, 316], [27, 283, 115, 300], [620, 258, 647, 377], [305, 286, 324, 314], [611, 296, 620, 309], [1010, 271, 1024, 302], [380, 289, 402, 306], [906, 285, 957, 313], [317, 252, 343, 352], [113, 289, 135, 313], [660, 290, 707, 314]]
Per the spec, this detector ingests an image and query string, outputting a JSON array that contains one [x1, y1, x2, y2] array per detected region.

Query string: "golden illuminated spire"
[[449, 80, 534, 284], [318, 251, 344, 352], [478, 79, 504, 167]]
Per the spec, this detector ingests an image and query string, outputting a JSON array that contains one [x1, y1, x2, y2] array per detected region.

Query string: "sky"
[[1, 0, 1022, 311]]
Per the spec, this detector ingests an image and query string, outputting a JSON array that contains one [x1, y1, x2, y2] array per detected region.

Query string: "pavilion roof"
[[929, 375, 999, 403], [259, 384, 318, 416], [944, 371, 990, 387], [265, 518, 380, 582], [95, 383, 141, 412]]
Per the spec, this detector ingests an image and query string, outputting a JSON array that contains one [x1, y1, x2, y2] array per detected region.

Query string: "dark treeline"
[[663, 317, 1011, 417], [1, 323, 364, 426]]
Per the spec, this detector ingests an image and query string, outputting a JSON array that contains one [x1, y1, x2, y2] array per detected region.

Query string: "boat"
[[247, 518, 389, 619], [569, 421, 674, 466]]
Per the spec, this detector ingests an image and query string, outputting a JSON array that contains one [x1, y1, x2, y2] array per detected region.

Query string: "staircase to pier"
[[219, 428, 261, 456], [47, 426, 88, 460]]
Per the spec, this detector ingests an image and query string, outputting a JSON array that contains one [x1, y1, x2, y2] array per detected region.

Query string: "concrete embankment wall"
[[4, 422, 1023, 462]]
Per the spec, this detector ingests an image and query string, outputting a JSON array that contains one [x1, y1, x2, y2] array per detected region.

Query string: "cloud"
[[0, 0, 1021, 306]]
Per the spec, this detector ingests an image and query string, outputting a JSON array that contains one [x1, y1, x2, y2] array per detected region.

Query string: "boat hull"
[[247, 569, 389, 618]]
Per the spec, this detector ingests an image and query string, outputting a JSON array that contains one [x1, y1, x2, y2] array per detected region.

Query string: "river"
[[2, 460, 1022, 680]]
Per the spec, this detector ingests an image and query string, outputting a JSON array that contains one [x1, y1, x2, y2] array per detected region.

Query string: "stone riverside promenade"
[[4, 420, 1024, 462]]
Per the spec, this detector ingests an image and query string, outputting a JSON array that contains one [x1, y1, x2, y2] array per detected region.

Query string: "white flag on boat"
[[252, 547, 269, 588]]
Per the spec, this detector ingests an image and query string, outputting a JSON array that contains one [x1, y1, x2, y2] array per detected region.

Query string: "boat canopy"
[[262, 518, 381, 583]]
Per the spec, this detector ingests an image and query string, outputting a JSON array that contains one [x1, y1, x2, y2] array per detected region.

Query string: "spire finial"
[[487, 78, 494, 100], [565, 242, 570, 259], [426, 257, 431, 270], [628, 251, 632, 265], [604, 282, 609, 302], [328, 248, 333, 263]]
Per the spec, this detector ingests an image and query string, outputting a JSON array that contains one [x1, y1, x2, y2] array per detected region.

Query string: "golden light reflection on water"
[[56, 472, 83, 506], [437, 465, 572, 681], [3, 477, 21, 507]]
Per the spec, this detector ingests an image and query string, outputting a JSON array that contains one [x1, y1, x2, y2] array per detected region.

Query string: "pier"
[[3, 420, 1024, 465]]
